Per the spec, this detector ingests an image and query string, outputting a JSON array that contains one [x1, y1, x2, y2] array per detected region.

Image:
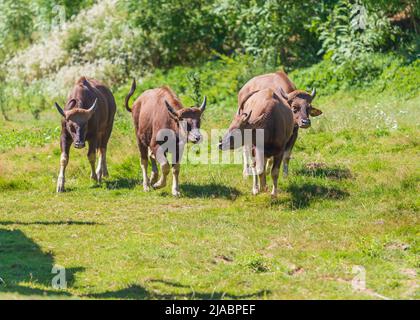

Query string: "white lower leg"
[[271, 156, 282, 198], [140, 158, 150, 191], [252, 165, 259, 195], [57, 153, 68, 193], [252, 149, 265, 195], [150, 158, 159, 185], [243, 145, 251, 178], [171, 164, 180, 197], [153, 162, 169, 189], [271, 168, 279, 197], [100, 148, 109, 177]]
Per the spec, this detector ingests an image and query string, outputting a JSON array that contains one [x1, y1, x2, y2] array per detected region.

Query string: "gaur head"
[[279, 88, 322, 129], [55, 98, 98, 149], [164, 96, 207, 144], [219, 91, 266, 151]]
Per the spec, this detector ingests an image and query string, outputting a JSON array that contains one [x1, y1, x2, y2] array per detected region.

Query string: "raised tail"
[[124, 79, 136, 113]]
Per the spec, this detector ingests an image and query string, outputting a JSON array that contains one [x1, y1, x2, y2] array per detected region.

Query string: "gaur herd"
[[55, 71, 323, 197]]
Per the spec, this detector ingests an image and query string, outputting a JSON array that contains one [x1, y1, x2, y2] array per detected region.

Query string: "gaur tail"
[[124, 79, 136, 113], [237, 90, 259, 115]]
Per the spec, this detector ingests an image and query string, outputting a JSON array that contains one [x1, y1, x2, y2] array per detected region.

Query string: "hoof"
[[150, 172, 159, 185], [143, 184, 151, 192], [172, 190, 181, 197], [153, 181, 166, 189], [56, 177, 65, 193], [252, 188, 259, 196]]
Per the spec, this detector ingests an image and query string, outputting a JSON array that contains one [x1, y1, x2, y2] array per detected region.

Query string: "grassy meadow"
[[1, 0, 419, 301], [0, 75, 418, 299]]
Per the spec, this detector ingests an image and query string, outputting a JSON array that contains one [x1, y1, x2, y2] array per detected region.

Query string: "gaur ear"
[[165, 100, 179, 120], [67, 99, 77, 110], [55, 102, 66, 118], [310, 107, 322, 117]]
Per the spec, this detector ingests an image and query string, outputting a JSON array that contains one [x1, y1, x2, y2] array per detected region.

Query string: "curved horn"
[[87, 98, 98, 114], [310, 87, 316, 99], [199, 96, 207, 113], [279, 87, 289, 101], [55, 102, 65, 118]]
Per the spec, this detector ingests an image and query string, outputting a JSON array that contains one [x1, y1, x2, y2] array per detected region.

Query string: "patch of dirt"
[[266, 237, 293, 250], [386, 241, 410, 251], [213, 255, 233, 264], [305, 162, 327, 170], [373, 220, 385, 225], [287, 264, 304, 276], [401, 268, 417, 278]]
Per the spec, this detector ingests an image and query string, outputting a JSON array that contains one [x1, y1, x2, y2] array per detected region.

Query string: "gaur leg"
[[251, 147, 265, 195], [88, 140, 98, 182], [271, 154, 283, 198], [171, 163, 181, 197], [152, 146, 170, 189], [138, 142, 151, 192], [266, 157, 273, 175], [283, 127, 298, 178], [149, 148, 159, 185], [96, 147, 108, 181], [97, 124, 113, 179], [56, 137, 71, 193], [259, 157, 268, 192], [243, 145, 251, 178]]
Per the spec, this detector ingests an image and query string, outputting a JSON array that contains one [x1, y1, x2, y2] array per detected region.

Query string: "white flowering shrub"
[[3, 0, 142, 105]]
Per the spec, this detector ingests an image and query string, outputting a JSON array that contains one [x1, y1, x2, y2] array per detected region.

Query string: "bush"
[[290, 52, 420, 97], [316, 0, 398, 64]]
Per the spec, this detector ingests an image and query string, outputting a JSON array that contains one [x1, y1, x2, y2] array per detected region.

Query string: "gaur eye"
[[187, 123, 192, 131], [293, 107, 300, 113], [69, 124, 76, 133]]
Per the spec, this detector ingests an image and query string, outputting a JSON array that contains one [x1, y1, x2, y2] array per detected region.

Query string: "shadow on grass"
[[0, 228, 83, 297], [285, 183, 349, 209], [180, 183, 241, 200], [0, 178, 32, 191], [0, 220, 100, 226], [87, 279, 270, 300], [296, 164, 353, 180], [104, 177, 139, 190]]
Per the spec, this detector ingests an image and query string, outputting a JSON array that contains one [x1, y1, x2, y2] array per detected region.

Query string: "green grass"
[[0, 86, 419, 300]]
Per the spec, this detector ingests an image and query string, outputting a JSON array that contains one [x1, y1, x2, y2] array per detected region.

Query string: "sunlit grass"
[[0, 88, 418, 300]]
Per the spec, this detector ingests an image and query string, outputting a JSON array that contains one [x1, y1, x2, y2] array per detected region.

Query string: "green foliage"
[[317, 0, 398, 64], [0, 0, 94, 61], [0, 1, 33, 60], [186, 72, 203, 106], [291, 52, 420, 97]]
